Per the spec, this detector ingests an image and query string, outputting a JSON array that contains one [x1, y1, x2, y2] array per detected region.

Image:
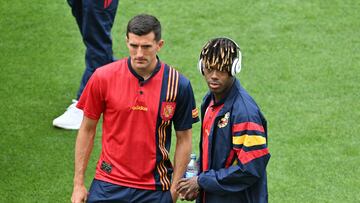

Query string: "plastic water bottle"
[[185, 153, 198, 178]]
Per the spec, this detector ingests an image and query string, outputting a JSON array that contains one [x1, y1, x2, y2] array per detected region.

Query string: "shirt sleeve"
[[172, 79, 199, 131], [76, 70, 105, 120], [198, 112, 270, 195]]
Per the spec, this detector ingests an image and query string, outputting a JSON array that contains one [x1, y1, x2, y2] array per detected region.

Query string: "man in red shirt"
[[71, 14, 199, 203]]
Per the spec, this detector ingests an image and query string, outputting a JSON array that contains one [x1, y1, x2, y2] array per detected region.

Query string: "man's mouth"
[[208, 82, 220, 89], [135, 58, 146, 63]]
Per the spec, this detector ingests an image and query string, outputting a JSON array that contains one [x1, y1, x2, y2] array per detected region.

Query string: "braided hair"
[[199, 37, 239, 73]]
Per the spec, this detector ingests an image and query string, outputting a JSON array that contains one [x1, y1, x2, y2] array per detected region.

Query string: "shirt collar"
[[127, 56, 161, 82]]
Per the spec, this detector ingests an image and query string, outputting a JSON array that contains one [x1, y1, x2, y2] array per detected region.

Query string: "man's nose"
[[210, 70, 220, 79], [136, 47, 144, 57]]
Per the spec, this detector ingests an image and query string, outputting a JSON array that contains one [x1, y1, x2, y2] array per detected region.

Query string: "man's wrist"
[[73, 175, 85, 186], [195, 175, 201, 191]]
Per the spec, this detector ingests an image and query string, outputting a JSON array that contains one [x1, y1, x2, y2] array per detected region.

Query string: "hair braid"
[[199, 38, 238, 73]]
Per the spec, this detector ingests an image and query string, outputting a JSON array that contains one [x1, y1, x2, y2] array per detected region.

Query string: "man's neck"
[[213, 78, 235, 103], [137, 69, 155, 80], [133, 60, 158, 80]]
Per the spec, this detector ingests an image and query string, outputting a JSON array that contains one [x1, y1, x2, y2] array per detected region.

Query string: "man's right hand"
[[176, 176, 200, 201], [71, 184, 88, 203]]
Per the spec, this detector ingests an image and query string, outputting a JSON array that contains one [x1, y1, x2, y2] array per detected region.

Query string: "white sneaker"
[[53, 99, 83, 130]]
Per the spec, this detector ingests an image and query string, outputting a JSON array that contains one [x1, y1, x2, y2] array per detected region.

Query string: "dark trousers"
[[67, 0, 119, 99], [87, 179, 173, 203]]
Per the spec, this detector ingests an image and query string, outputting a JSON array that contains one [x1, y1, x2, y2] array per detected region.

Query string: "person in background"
[[53, 0, 119, 130], [71, 14, 199, 203], [177, 37, 270, 203]]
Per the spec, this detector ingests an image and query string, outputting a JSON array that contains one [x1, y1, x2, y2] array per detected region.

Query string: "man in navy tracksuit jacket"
[[177, 37, 270, 203]]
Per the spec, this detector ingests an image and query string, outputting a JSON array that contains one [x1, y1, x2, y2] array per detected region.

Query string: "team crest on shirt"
[[218, 112, 230, 128], [161, 102, 176, 121]]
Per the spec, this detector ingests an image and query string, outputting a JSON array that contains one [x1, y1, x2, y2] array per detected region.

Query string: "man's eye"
[[142, 45, 152, 49]]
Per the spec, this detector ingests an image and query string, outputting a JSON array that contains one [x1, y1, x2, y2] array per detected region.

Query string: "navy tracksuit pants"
[[67, 0, 119, 99]]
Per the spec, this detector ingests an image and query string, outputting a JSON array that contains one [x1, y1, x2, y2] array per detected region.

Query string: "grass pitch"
[[1, 0, 359, 202]]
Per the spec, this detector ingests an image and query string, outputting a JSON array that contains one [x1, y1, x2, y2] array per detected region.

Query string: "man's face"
[[203, 66, 233, 98], [126, 32, 163, 71]]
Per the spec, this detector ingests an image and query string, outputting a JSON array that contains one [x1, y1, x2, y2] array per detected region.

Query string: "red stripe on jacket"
[[225, 150, 235, 168], [233, 122, 264, 133], [236, 148, 269, 165]]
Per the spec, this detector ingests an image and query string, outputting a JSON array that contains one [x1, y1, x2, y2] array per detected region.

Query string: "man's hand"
[[71, 184, 88, 203], [176, 176, 200, 201]]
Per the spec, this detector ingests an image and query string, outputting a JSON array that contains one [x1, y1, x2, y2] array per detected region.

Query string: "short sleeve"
[[172, 79, 199, 131], [76, 70, 105, 120]]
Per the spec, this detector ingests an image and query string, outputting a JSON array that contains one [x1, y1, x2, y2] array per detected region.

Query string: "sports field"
[[1, 0, 359, 202]]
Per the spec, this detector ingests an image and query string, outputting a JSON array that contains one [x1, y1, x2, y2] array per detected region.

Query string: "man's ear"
[[157, 39, 164, 51]]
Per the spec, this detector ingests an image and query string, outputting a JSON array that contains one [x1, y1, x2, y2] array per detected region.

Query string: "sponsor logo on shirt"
[[131, 105, 148, 111]]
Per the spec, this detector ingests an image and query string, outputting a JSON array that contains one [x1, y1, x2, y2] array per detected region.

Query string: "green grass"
[[1, 0, 359, 202]]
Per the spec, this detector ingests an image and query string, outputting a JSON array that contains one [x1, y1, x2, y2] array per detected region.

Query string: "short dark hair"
[[126, 14, 162, 41], [200, 37, 239, 73]]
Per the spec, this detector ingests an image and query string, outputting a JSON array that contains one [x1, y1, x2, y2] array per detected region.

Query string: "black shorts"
[[87, 179, 173, 203]]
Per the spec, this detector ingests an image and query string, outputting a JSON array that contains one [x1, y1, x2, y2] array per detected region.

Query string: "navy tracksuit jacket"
[[197, 79, 270, 203]]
